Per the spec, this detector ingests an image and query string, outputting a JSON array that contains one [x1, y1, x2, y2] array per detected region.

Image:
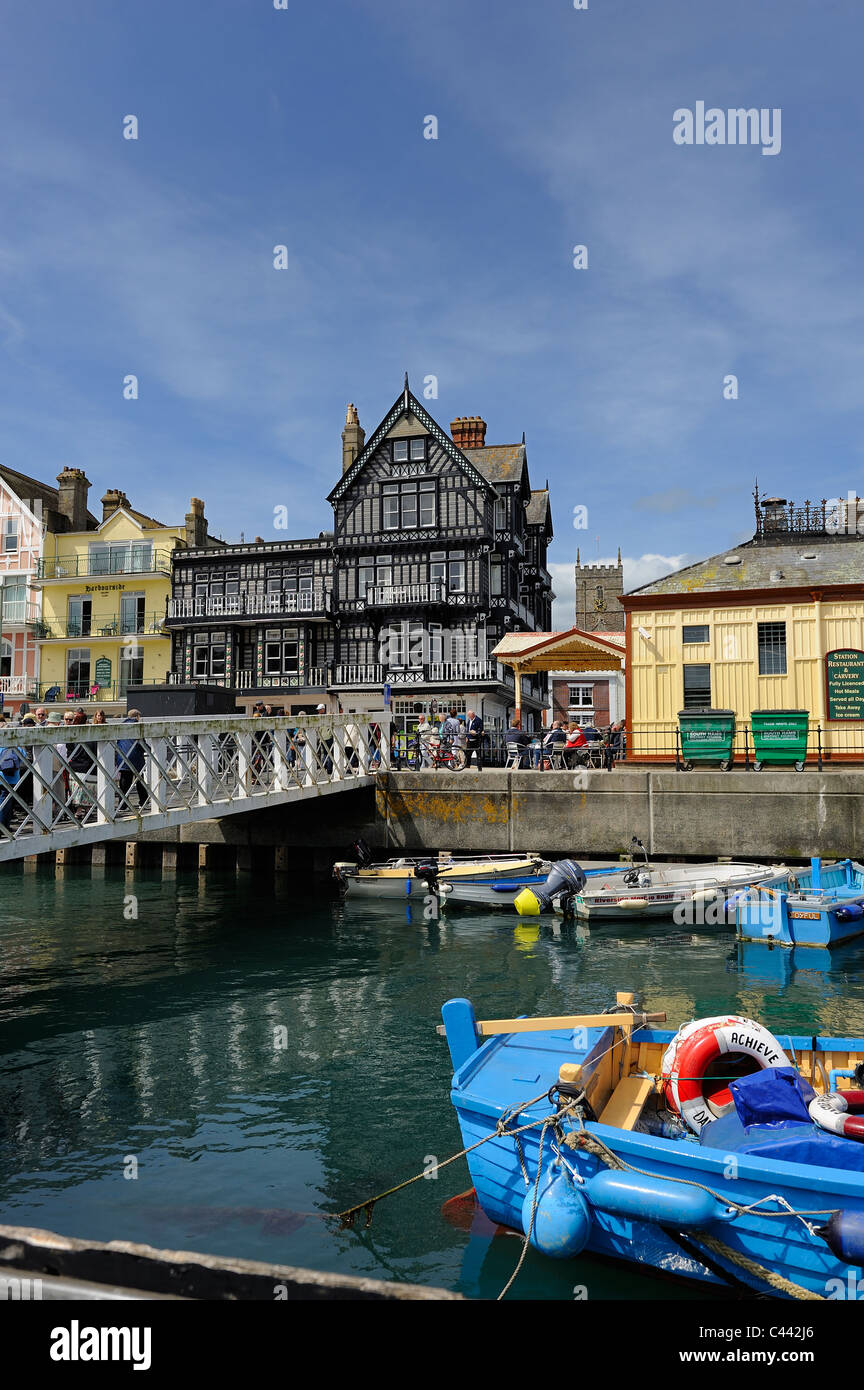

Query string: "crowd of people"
[[504, 715, 625, 771], [390, 708, 625, 771], [0, 705, 149, 831]]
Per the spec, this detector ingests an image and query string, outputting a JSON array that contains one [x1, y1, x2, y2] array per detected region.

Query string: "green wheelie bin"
[[750, 709, 809, 772], [677, 708, 736, 771]]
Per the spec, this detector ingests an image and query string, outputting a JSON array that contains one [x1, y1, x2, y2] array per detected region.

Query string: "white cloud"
[[550, 553, 690, 627]]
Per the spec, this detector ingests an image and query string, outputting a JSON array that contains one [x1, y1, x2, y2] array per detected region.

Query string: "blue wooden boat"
[[735, 857, 864, 948], [441, 993, 864, 1298]]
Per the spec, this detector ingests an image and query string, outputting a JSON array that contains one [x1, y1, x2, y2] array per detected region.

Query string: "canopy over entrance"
[[492, 628, 626, 716]]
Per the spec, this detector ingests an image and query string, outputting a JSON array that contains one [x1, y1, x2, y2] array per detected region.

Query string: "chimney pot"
[[451, 415, 487, 450]]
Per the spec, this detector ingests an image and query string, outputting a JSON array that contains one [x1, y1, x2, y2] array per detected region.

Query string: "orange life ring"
[[661, 1015, 792, 1134]]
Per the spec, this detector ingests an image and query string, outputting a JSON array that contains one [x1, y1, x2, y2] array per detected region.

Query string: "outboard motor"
[[413, 863, 440, 892], [514, 860, 587, 917], [352, 838, 373, 867]]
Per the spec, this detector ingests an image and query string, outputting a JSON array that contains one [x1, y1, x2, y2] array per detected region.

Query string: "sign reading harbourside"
[[826, 649, 864, 720]]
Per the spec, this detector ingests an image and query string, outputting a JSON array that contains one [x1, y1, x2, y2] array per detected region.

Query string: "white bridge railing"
[[0, 712, 390, 862]]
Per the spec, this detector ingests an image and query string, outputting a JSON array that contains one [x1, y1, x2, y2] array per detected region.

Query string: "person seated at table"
[[540, 720, 568, 767], [563, 723, 589, 767], [504, 715, 531, 767]]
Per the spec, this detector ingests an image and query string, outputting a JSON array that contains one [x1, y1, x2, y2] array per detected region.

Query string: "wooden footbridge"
[[0, 713, 390, 864]]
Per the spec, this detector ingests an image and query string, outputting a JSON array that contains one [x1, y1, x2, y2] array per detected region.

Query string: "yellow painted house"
[[35, 472, 217, 705], [620, 490, 864, 761]]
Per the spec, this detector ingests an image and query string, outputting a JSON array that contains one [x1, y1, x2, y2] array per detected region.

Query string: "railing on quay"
[[603, 723, 864, 770], [0, 712, 390, 861]]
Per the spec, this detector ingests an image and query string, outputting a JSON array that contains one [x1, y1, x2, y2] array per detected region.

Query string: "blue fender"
[[585, 1169, 731, 1229], [818, 1210, 864, 1266], [522, 1172, 591, 1258]]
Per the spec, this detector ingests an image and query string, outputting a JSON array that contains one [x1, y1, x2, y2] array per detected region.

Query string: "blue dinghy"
[[735, 857, 864, 948], [442, 993, 864, 1298]]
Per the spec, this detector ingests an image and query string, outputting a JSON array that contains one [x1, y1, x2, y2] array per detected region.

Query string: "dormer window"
[[391, 437, 427, 463]]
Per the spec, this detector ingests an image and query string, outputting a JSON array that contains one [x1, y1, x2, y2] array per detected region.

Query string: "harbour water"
[[3, 868, 864, 1300]]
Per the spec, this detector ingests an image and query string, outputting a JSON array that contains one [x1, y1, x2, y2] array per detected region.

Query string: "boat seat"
[[599, 1075, 655, 1131]]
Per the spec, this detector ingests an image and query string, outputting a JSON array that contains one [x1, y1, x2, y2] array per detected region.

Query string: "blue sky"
[[2, 0, 863, 621]]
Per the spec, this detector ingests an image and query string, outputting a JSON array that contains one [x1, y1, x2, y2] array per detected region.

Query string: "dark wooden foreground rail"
[[0, 1224, 462, 1301]]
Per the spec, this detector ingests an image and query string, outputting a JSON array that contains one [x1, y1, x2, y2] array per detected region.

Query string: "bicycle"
[[405, 735, 465, 771]]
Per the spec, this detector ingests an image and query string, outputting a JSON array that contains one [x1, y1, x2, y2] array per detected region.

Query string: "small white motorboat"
[[559, 859, 789, 922]]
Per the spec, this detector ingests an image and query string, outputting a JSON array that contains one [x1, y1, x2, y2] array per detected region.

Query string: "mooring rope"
[[333, 1085, 558, 1228]]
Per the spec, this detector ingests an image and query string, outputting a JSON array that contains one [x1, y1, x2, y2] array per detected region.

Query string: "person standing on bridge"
[[465, 709, 484, 771], [116, 709, 149, 813], [67, 709, 97, 822]]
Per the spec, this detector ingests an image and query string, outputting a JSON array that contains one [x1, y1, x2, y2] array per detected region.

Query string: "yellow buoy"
[[514, 888, 542, 917]]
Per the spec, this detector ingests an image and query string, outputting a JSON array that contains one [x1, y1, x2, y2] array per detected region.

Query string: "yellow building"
[[621, 490, 864, 761], [35, 471, 216, 707]]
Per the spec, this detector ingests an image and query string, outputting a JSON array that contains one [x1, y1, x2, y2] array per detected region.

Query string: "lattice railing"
[[0, 713, 390, 860]]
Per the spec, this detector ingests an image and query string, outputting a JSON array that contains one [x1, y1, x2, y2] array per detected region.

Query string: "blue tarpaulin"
[[730, 1066, 815, 1129]]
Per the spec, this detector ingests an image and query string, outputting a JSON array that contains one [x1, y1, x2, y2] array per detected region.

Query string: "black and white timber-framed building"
[[165, 380, 555, 729]]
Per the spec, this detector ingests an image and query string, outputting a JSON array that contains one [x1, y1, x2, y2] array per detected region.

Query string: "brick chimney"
[[101, 488, 129, 521], [185, 497, 209, 549], [451, 416, 487, 450], [55, 468, 91, 531], [342, 403, 365, 473]]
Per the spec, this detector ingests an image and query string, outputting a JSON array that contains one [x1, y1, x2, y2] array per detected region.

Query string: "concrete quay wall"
[[375, 769, 864, 861]]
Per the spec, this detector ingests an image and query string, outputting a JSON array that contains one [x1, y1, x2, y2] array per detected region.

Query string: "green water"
[[2, 868, 864, 1300]]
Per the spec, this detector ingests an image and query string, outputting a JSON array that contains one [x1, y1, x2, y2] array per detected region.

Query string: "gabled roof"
[[328, 380, 498, 503], [97, 506, 171, 534], [492, 627, 625, 673], [0, 463, 98, 526], [526, 487, 552, 537]]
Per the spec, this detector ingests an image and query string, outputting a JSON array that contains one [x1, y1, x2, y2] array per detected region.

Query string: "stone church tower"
[[575, 549, 624, 632]]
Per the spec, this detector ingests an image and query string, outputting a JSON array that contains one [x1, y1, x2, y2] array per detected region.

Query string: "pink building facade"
[[0, 477, 42, 714]]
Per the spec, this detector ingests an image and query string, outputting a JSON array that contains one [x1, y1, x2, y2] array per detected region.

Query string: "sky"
[[2, 0, 863, 624]]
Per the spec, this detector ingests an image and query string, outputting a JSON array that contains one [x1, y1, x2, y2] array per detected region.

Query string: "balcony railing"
[[36, 677, 172, 703], [35, 612, 167, 640], [333, 661, 504, 687], [0, 675, 37, 698], [427, 659, 495, 682], [234, 667, 330, 690], [334, 664, 384, 687], [167, 592, 329, 620], [37, 550, 174, 581], [169, 668, 331, 693], [0, 600, 40, 626], [367, 582, 446, 606]]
